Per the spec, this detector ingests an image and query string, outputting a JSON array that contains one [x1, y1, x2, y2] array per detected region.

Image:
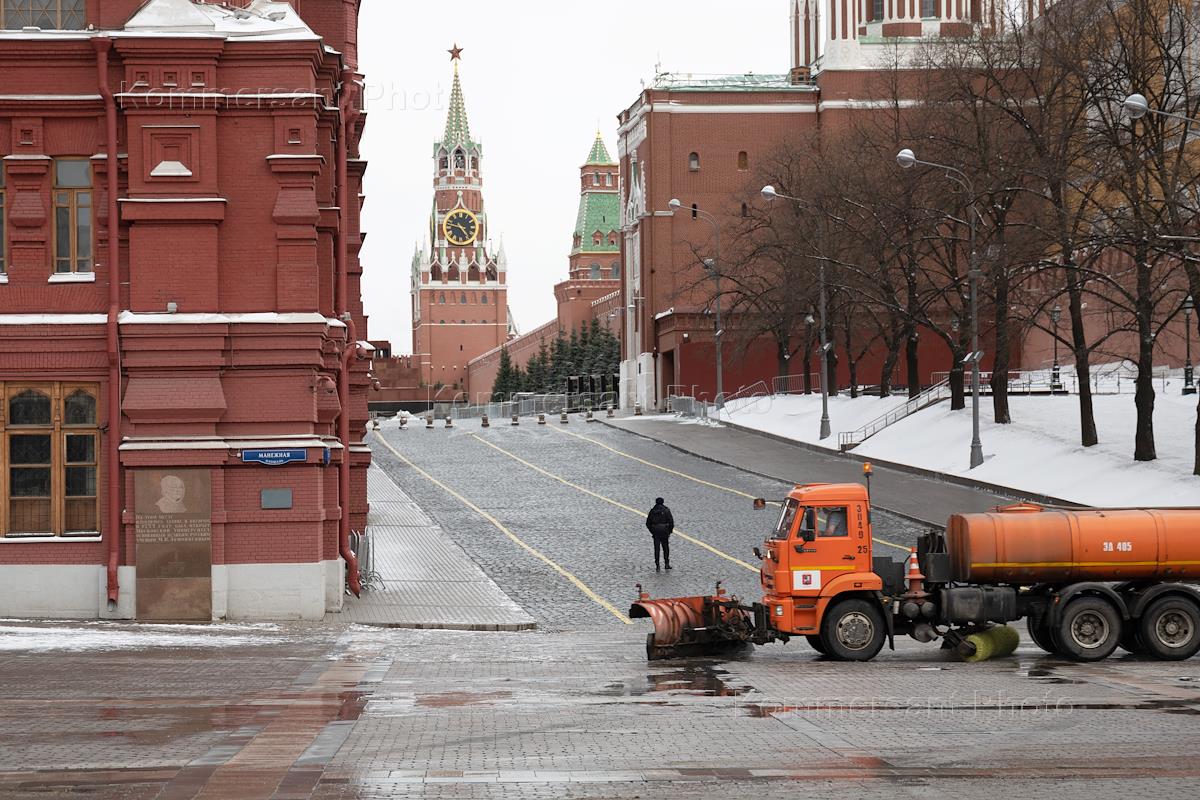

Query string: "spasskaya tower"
[[410, 45, 510, 397]]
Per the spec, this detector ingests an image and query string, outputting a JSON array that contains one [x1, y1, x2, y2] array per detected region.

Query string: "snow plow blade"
[[628, 583, 762, 661]]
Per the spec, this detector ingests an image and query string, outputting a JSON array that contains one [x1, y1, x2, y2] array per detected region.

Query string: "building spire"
[[443, 44, 471, 146], [585, 130, 614, 165]]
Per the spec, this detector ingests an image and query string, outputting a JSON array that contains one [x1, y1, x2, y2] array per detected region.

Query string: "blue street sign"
[[241, 449, 307, 466]]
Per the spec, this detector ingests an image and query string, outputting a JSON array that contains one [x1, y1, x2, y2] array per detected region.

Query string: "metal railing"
[[838, 379, 952, 451], [349, 529, 383, 592], [667, 395, 713, 422], [448, 392, 619, 421], [771, 373, 822, 395], [717, 381, 773, 415]]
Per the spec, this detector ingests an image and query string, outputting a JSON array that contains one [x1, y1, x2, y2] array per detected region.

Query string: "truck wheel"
[[820, 599, 885, 662], [1137, 596, 1200, 661], [1027, 616, 1056, 654], [804, 635, 828, 655], [1056, 597, 1120, 662]]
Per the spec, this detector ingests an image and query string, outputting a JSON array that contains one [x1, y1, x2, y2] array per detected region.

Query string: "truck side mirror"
[[753, 546, 763, 560], [800, 528, 815, 543], [752, 498, 766, 510]]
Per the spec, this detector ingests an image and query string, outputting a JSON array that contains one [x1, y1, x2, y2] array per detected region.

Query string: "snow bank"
[[711, 390, 1200, 506]]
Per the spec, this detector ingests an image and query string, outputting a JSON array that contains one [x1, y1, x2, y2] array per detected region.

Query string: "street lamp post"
[[667, 198, 724, 417], [1122, 96, 1200, 398], [894, 149, 984, 469], [761, 185, 832, 440], [1186, 295, 1196, 395], [1050, 304, 1063, 393]]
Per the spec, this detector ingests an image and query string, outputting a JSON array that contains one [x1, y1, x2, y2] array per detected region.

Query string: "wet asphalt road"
[[5, 421, 1199, 798], [2, 621, 1200, 799], [369, 420, 925, 629]]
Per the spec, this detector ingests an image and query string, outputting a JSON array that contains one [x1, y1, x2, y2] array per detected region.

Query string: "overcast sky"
[[357, 1, 786, 352]]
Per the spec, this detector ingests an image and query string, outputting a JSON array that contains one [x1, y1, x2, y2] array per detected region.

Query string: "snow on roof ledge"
[[124, 0, 317, 40]]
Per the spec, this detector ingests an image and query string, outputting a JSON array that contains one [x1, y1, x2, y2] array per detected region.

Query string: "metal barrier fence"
[[447, 392, 619, 421], [349, 529, 383, 592], [771, 373, 822, 395]]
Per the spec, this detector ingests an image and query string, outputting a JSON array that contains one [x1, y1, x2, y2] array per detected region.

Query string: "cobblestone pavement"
[[1, 622, 1199, 799], [370, 422, 925, 629], [6, 422, 1197, 798]]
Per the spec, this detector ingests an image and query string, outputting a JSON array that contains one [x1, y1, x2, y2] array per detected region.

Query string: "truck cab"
[[760, 483, 882, 639]]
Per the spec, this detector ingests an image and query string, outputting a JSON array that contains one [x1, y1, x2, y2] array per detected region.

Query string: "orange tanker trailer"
[[631, 477, 1200, 662]]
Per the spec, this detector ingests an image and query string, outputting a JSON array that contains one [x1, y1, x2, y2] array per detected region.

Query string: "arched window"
[[468, 156, 475, 171], [431, 265, 442, 281], [741, 202, 749, 218], [605, 173, 613, 187], [440, 319, 445, 324], [688, 152, 700, 171], [593, 231, 603, 245], [593, 171, 600, 186], [590, 263, 601, 280], [64, 389, 96, 425], [454, 149, 465, 169], [447, 266, 459, 282], [611, 261, 621, 279], [468, 265, 480, 283], [460, 319, 466, 324], [481, 293, 489, 304], [691, 203, 698, 219], [439, 293, 446, 304], [460, 292, 468, 304], [738, 151, 749, 170], [9, 390, 51, 426], [439, 155, 448, 171], [608, 232, 618, 246], [573, 233, 582, 248]]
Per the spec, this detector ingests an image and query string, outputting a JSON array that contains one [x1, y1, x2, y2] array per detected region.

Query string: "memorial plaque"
[[134, 469, 212, 621]]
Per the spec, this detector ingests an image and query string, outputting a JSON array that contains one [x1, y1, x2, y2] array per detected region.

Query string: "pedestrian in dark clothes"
[[646, 497, 674, 572]]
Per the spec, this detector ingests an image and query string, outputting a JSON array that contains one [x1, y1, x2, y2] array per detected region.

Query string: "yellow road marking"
[[470, 433, 758, 573], [548, 426, 911, 555], [372, 431, 631, 624], [550, 424, 761, 498]]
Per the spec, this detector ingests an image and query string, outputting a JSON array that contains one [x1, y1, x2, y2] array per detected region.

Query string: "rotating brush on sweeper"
[[953, 625, 1021, 662]]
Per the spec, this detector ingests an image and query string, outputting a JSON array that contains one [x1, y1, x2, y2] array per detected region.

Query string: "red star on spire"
[[448, 43, 463, 61]]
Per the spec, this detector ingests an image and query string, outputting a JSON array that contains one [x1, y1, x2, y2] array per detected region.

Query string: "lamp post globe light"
[[760, 185, 832, 439], [894, 150, 984, 469], [667, 198, 724, 416], [1186, 295, 1196, 396], [1122, 93, 1150, 120]]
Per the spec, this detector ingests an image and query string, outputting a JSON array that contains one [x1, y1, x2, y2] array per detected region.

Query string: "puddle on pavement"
[[414, 690, 512, 708], [1021, 666, 1087, 685], [599, 664, 751, 698]]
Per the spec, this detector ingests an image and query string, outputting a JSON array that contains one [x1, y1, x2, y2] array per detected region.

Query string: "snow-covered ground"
[[712, 384, 1200, 507], [0, 620, 283, 652]]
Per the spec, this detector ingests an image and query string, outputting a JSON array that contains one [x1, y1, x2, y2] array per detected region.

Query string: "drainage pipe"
[[95, 38, 122, 610]]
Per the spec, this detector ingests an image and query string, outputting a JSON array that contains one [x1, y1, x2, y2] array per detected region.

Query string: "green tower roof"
[[572, 192, 621, 255], [443, 61, 472, 147], [585, 131, 614, 165]]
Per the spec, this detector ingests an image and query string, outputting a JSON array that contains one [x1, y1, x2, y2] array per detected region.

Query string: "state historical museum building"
[[0, 0, 372, 620]]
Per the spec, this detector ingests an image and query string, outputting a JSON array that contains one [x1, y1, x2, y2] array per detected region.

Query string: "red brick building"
[[617, 2, 1007, 410], [0, 0, 372, 620], [410, 49, 511, 400]]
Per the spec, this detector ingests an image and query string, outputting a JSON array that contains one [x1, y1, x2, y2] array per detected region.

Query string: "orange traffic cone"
[[905, 547, 928, 599]]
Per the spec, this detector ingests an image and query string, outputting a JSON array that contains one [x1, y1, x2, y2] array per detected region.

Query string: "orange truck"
[[630, 479, 1200, 662]]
